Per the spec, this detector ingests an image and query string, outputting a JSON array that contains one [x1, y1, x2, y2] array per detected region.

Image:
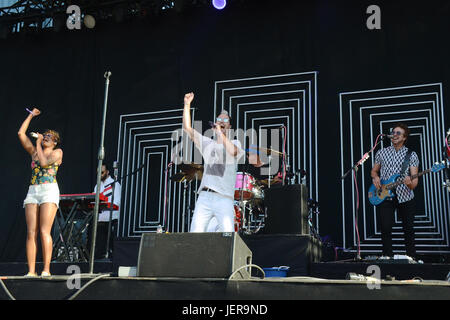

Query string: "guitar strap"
[[400, 149, 413, 177], [393, 149, 412, 196]]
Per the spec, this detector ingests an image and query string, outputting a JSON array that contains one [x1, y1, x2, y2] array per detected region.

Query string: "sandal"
[[24, 272, 38, 277]]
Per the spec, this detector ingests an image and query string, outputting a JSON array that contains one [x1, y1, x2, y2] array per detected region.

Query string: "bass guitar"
[[368, 162, 446, 206]]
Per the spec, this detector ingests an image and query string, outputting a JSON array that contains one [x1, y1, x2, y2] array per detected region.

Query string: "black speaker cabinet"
[[137, 232, 252, 278], [263, 184, 309, 235]]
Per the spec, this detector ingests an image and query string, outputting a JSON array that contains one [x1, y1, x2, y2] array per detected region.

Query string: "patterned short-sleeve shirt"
[[374, 146, 419, 203]]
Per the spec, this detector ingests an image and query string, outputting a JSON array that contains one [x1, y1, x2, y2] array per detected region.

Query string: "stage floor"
[[1, 235, 449, 301], [0, 273, 449, 301]]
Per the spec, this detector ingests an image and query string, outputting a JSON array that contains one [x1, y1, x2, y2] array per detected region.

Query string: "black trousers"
[[377, 198, 416, 258]]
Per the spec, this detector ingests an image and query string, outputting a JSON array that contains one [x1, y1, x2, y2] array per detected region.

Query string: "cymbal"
[[258, 176, 282, 186], [170, 171, 203, 182], [170, 163, 203, 182], [247, 146, 283, 157], [258, 147, 283, 156], [179, 163, 204, 172], [169, 172, 188, 183]]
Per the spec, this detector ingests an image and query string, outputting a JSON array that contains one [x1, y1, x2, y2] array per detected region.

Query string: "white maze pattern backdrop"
[[340, 83, 449, 254], [214, 72, 319, 231], [116, 109, 198, 238]]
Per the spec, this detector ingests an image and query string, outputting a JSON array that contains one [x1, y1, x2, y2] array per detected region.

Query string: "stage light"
[[84, 15, 96, 29], [212, 0, 226, 10]]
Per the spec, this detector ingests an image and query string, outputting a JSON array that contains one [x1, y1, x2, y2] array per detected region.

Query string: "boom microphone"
[[382, 133, 394, 139]]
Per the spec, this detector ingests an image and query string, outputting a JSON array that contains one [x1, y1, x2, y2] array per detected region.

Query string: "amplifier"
[[137, 232, 252, 279]]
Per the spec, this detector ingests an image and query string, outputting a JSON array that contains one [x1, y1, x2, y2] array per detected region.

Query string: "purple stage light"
[[212, 0, 226, 10]]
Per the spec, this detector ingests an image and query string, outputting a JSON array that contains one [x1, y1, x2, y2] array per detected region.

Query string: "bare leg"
[[25, 204, 39, 275], [39, 203, 58, 274]]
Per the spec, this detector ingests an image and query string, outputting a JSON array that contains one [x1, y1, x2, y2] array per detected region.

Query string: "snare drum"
[[234, 172, 256, 200]]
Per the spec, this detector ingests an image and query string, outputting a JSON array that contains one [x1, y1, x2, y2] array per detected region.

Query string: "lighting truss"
[[0, 0, 210, 35]]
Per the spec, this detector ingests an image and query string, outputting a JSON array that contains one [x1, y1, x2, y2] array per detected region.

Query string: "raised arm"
[[18, 108, 40, 156], [183, 92, 195, 140], [182, 92, 205, 149], [216, 129, 239, 157]]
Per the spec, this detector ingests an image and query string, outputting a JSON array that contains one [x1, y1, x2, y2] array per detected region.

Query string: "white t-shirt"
[[93, 176, 121, 222], [193, 131, 244, 199]]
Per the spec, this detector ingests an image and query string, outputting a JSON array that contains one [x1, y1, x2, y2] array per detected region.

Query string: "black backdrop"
[[1, 0, 449, 261]]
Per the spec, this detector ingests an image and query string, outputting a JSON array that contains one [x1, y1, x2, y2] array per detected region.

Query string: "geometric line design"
[[116, 109, 196, 238], [214, 72, 319, 231], [339, 83, 449, 254]]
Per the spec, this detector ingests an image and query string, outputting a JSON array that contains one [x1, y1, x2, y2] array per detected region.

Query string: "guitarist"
[[370, 123, 419, 260]]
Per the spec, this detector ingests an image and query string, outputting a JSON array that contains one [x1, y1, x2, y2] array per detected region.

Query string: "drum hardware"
[[170, 160, 272, 234], [268, 154, 273, 188], [235, 198, 267, 235], [169, 163, 202, 231], [307, 198, 320, 240]]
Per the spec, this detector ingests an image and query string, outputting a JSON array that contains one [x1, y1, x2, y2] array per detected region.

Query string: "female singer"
[[18, 108, 63, 277]]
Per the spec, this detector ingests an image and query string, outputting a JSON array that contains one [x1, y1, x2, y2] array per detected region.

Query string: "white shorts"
[[23, 183, 60, 208]]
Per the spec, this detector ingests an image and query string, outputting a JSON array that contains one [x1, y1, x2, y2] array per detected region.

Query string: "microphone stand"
[[341, 134, 385, 261], [341, 136, 385, 180], [444, 130, 450, 192], [89, 71, 112, 275], [281, 127, 286, 186], [268, 153, 272, 188]]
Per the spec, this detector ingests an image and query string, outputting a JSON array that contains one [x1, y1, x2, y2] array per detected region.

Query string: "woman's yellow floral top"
[[30, 159, 59, 185]]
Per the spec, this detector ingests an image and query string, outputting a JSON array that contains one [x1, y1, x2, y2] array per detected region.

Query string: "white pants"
[[190, 191, 234, 232]]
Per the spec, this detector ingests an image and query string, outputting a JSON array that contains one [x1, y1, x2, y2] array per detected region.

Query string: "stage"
[[1, 271, 449, 301], [1, 234, 449, 301]]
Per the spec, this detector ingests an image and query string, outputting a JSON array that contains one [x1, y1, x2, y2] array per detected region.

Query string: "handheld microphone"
[[30, 132, 39, 138], [209, 121, 223, 129], [382, 133, 394, 139]]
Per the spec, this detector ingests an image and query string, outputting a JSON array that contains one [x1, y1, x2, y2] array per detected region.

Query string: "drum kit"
[[170, 146, 285, 234]]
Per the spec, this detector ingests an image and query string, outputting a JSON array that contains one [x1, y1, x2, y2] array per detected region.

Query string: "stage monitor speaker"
[[263, 184, 309, 235], [137, 232, 252, 278]]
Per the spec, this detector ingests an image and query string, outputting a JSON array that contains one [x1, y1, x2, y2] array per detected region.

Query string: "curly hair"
[[44, 129, 61, 148]]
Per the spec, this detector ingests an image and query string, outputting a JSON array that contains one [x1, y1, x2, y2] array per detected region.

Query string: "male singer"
[[371, 123, 419, 259], [183, 92, 244, 232]]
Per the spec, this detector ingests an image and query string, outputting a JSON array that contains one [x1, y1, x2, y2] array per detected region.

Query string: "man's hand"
[[404, 176, 415, 190], [183, 93, 195, 139], [214, 123, 223, 135], [372, 176, 381, 189], [184, 92, 194, 106]]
